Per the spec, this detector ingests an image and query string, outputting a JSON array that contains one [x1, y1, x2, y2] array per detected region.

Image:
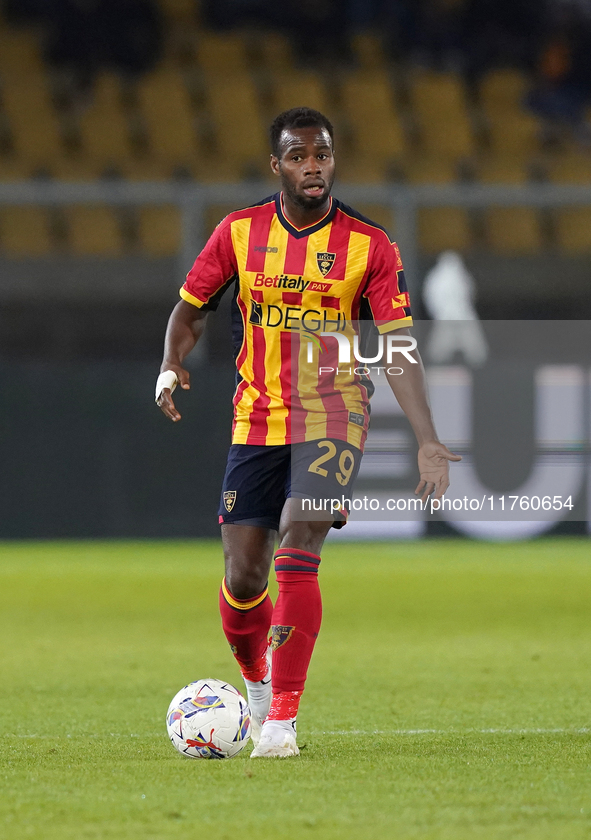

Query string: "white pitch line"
[[4, 728, 590, 739], [312, 728, 590, 736]]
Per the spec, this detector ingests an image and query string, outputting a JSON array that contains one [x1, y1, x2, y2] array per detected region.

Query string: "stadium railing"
[[3, 181, 591, 294]]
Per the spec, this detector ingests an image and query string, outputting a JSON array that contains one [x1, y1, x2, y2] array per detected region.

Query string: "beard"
[[280, 171, 335, 211]]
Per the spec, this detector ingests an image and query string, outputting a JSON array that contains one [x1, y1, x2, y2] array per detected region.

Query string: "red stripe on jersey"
[[321, 295, 340, 309], [317, 367, 349, 441], [282, 292, 302, 305], [324, 215, 350, 280], [350, 240, 374, 320], [251, 289, 263, 302], [288, 333, 307, 443], [282, 231, 308, 276], [245, 326, 271, 444], [245, 208, 274, 274], [279, 331, 293, 440]]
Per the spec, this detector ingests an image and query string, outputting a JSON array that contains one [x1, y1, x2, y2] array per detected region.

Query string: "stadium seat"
[[355, 204, 395, 235], [547, 151, 591, 252], [206, 75, 267, 178], [137, 69, 199, 168], [350, 33, 386, 69], [65, 206, 124, 255], [409, 70, 475, 160], [272, 72, 328, 117], [478, 157, 542, 254], [157, 0, 196, 20], [77, 73, 134, 169], [0, 154, 40, 180], [340, 71, 406, 170], [50, 157, 107, 181], [197, 31, 250, 78], [258, 33, 295, 73], [137, 205, 182, 256], [0, 30, 44, 73], [406, 157, 472, 252], [547, 150, 591, 184], [480, 69, 540, 156], [121, 158, 189, 181], [0, 206, 53, 256], [2, 74, 64, 169]]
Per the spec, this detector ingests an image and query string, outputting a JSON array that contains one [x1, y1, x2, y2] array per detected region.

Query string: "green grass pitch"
[[1, 538, 591, 840]]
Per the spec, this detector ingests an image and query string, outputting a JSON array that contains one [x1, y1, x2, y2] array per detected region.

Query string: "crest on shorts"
[[270, 625, 295, 651], [316, 252, 336, 277], [223, 491, 236, 512]]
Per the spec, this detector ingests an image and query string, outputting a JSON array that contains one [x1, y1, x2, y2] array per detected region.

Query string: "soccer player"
[[156, 107, 460, 758]]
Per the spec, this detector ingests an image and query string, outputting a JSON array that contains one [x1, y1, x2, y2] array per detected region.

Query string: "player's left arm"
[[384, 328, 461, 502]]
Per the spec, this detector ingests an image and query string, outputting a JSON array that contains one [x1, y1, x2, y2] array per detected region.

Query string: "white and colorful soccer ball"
[[166, 679, 251, 759]]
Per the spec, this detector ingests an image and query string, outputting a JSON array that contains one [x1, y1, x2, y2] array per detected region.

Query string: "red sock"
[[266, 690, 303, 721], [219, 578, 273, 681], [270, 548, 322, 695]]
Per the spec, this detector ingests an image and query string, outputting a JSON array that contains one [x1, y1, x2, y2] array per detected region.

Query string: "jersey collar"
[[275, 192, 336, 239]]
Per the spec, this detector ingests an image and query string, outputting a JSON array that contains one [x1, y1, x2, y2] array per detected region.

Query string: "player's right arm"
[[157, 300, 208, 422], [156, 214, 238, 422]]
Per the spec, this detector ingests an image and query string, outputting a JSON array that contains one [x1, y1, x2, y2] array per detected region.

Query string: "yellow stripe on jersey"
[[179, 287, 207, 308], [377, 316, 414, 333]]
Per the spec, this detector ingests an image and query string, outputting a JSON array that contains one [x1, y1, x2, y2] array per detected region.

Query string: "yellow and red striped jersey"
[[180, 192, 412, 449]]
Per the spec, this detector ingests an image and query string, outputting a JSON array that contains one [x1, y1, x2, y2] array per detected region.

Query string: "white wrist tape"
[[155, 370, 179, 402]]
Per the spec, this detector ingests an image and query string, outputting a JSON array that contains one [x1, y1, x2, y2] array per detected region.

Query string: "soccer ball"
[[166, 679, 251, 759]]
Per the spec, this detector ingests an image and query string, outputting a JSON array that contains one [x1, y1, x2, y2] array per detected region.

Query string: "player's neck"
[[280, 192, 331, 230]]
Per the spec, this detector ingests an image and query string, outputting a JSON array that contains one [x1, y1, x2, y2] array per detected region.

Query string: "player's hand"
[[156, 365, 190, 422], [415, 441, 462, 503]]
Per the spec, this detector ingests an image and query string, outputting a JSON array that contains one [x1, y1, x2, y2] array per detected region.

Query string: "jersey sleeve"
[[362, 235, 413, 333], [180, 217, 237, 311]]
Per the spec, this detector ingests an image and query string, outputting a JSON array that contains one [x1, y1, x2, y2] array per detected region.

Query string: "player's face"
[[270, 126, 335, 211]]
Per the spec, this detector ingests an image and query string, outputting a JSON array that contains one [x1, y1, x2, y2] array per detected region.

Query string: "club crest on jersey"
[[316, 252, 336, 277], [270, 624, 295, 650], [223, 491, 236, 512]]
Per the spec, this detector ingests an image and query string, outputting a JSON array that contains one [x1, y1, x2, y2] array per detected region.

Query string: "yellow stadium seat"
[[477, 157, 542, 254], [258, 33, 295, 73], [137, 69, 198, 166], [410, 70, 475, 160], [206, 75, 267, 176], [350, 33, 386, 69], [406, 157, 472, 252], [0, 155, 40, 180], [480, 68, 528, 112], [341, 72, 406, 166], [158, 0, 196, 20], [480, 69, 540, 156], [337, 158, 390, 183], [121, 157, 188, 180], [546, 151, 591, 252], [0, 30, 44, 73], [197, 31, 249, 77], [272, 72, 328, 116], [50, 156, 107, 181], [355, 204, 394, 234], [2, 74, 64, 168], [65, 206, 124, 255], [137, 205, 182, 256], [553, 208, 591, 253], [547, 150, 591, 184], [0, 207, 53, 255], [78, 73, 133, 167]]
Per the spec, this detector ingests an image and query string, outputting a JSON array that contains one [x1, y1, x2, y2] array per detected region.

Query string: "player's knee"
[[279, 520, 331, 555], [224, 565, 267, 601]]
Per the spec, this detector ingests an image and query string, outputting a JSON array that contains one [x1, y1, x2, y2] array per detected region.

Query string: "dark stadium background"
[[0, 0, 590, 538]]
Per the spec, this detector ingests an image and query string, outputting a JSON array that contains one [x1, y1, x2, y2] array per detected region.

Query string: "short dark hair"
[[270, 107, 334, 158]]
